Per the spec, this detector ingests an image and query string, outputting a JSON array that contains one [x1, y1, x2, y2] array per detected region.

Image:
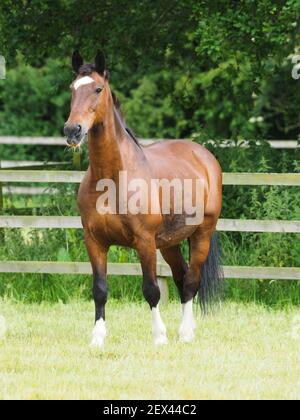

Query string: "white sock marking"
[[179, 299, 196, 342], [152, 306, 168, 346], [74, 76, 94, 90], [90, 318, 106, 348]]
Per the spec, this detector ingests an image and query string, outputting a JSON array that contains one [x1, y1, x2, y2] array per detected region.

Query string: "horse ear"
[[95, 50, 106, 75], [72, 50, 83, 74]]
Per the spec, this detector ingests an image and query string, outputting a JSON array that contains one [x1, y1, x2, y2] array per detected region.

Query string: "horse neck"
[[88, 102, 131, 180]]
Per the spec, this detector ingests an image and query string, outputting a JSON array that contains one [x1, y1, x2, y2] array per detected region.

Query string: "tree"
[[1, 1, 299, 72], [1, 0, 300, 139]]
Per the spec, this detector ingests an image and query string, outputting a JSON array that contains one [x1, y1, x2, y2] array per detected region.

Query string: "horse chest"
[[82, 210, 136, 247]]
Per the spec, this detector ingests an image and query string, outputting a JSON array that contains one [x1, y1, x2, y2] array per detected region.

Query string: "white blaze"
[[74, 76, 94, 90]]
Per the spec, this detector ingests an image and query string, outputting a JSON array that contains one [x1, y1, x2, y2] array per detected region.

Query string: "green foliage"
[[2, 56, 300, 145], [115, 72, 186, 138], [1, 0, 300, 141], [255, 59, 300, 139], [0, 57, 70, 136], [1, 1, 299, 70], [0, 57, 71, 160]]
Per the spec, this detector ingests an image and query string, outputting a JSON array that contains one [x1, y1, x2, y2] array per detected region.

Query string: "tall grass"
[[1, 300, 300, 400]]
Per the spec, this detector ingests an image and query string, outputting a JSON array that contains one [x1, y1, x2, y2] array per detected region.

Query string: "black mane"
[[125, 127, 141, 147], [77, 64, 141, 148]]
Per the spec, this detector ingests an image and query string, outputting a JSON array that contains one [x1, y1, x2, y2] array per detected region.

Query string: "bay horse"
[[64, 51, 223, 348]]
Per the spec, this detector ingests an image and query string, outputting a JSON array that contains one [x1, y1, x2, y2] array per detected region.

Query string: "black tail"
[[198, 234, 224, 313]]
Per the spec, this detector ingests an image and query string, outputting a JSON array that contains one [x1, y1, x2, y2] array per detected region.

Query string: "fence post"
[[157, 250, 169, 304]]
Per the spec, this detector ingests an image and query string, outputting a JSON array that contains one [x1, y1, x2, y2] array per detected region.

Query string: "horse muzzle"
[[64, 123, 86, 147]]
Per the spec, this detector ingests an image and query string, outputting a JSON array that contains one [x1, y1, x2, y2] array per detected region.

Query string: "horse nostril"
[[64, 124, 82, 140], [76, 125, 82, 135]]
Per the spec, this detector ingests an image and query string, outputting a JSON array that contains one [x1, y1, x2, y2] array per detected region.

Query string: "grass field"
[[0, 299, 300, 400]]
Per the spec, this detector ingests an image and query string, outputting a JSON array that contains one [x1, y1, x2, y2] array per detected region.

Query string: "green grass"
[[0, 299, 299, 400]]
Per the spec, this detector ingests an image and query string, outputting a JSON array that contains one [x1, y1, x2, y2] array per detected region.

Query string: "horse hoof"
[[90, 337, 105, 349], [154, 334, 168, 346], [90, 319, 106, 349], [179, 324, 195, 343], [180, 332, 195, 343]]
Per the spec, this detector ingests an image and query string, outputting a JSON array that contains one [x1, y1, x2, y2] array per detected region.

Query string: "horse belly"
[[155, 214, 197, 248]]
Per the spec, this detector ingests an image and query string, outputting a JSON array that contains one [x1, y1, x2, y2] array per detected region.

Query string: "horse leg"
[[160, 244, 196, 342], [137, 239, 168, 346], [84, 232, 108, 348], [160, 245, 188, 301], [179, 225, 215, 342]]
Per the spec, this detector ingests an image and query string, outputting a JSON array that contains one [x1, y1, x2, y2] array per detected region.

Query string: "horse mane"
[[78, 64, 141, 148], [110, 92, 141, 148]]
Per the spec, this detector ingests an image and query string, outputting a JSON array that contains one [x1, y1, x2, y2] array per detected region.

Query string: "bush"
[[0, 56, 71, 161]]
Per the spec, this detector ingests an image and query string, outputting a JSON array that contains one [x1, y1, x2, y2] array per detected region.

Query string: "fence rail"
[[3, 186, 58, 195], [0, 160, 67, 169], [0, 170, 299, 186], [0, 136, 299, 149], [0, 216, 299, 233], [0, 261, 299, 280]]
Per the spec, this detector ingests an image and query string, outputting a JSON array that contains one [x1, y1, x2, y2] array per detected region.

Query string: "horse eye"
[[95, 88, 102, 94]]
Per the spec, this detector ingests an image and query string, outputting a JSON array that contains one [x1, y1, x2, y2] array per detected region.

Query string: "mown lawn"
[[0, 299, 299, 400]]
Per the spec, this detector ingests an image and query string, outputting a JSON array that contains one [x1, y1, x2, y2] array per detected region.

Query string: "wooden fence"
[[0, 136, 299, 148], [0, 136, 299, 302]]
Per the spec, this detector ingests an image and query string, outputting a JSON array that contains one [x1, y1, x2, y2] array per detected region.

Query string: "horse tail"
[[198, 233, 224, 313]]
